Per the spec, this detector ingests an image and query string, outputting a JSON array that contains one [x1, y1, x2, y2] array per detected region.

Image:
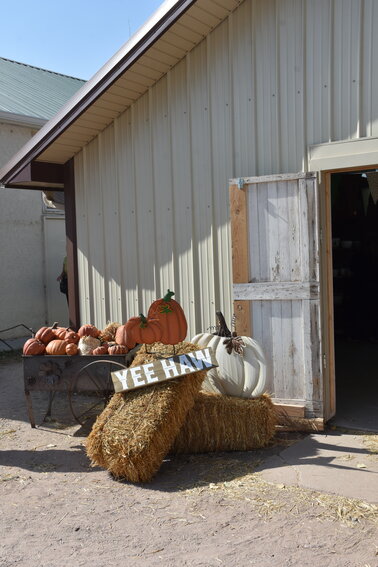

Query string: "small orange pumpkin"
[[54, 327, 67, 339], [115, 324, 137, 350], [65, 342, 78, 356], [108, 344, 128, 355], [147, 289, 187, 345], [35, 322, 59, 345], [125, 314, 163, 345], [23, 338, 46, 355], [92, 345, 109, 355], [45, 339, 68, 355], [65, 330, 80, 343], [77, 324, 100, 338]]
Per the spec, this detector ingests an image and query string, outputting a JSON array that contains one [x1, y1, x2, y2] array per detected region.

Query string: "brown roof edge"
[[0, 0, 197, 186]]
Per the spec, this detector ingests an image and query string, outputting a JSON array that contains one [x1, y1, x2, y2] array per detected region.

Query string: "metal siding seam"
[[168, 59, 197, 336], [74, 151, 89, 325], [150, 77, 175, 300], [117, 108, 139, 320], [210, 18, 233, 324], [92, 137, 106, 327], [207, 31, 220, 326], [191, 39, 215, 333], [133, 94, 157, 313]]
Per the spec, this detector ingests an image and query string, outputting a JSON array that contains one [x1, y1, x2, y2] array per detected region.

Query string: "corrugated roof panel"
[[0, 57, 84, 120]]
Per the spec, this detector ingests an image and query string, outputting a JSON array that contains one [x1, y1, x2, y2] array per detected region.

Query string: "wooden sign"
[[111, 348, 218, 394]]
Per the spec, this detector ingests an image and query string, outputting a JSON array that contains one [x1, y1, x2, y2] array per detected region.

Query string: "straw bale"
[[86, 341, 207, 482], [171, 391, 276, 454]]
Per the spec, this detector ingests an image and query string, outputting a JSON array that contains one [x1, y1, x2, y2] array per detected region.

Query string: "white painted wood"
[[230, 172, 316, 185], [308, 137, 378, 172], [234, 282, 320, 301], [234, 172, 322, 417]]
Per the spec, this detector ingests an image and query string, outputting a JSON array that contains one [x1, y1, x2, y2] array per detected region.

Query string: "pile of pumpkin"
[[23, 289, 187, 357]]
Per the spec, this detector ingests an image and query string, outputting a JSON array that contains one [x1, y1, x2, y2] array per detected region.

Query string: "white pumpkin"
[[78, 335, 101, 355], [191, 313, 267, 398]]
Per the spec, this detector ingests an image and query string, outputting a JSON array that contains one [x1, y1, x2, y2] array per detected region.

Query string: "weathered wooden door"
[[229, 172, 323, 419]]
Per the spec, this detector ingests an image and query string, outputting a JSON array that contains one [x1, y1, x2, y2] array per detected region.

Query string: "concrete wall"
[[0, 122, 68, 340]]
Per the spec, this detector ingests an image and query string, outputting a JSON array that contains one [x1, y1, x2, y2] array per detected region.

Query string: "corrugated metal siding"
[[74, 0, 378, 338]]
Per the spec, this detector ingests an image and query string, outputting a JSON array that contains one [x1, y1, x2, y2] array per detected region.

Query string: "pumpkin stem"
[[51, 322, 59, 329], [163, 289, 175, 302], [214, 311, 232, 337], [139, 313, 148, 328]]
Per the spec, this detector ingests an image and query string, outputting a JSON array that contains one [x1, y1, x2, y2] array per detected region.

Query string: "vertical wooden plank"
[[229, 182, 251, 336], [321, 172, 336, 419]]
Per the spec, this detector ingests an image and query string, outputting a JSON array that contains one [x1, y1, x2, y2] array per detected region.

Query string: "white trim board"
[[308, 137, 378, 171]]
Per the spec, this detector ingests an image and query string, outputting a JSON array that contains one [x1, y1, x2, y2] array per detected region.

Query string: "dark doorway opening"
[[330, 170, 378, 431]]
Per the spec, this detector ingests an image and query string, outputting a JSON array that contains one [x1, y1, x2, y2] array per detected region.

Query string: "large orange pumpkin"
[[125, 314, 163, 345], [35, 322, 58, 345], [23, 338, 46, 355], [147, 289, 187, 345], [45, 339, 68, 355], [77, 324, 100, 338], [115, 324, 137, 350]]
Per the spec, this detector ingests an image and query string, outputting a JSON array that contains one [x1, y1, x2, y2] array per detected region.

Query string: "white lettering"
[[130, 366, 145, 387], [113, 370, 130, 391], [143, 362, 158, 384], [161, 358, 180, 378], [187, 349, 213, 370]]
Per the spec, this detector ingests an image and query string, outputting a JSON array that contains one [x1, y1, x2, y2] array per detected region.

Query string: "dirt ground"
[[0, 351, 377, 567]]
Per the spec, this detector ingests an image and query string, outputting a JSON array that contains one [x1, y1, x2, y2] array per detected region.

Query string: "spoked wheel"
[[68, 360, 127, 425]]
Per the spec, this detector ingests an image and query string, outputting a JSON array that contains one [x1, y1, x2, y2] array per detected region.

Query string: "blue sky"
[[1, 0, 163, 80]]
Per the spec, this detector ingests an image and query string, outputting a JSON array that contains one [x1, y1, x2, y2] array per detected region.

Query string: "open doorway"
[[330, 170, 378, 431]]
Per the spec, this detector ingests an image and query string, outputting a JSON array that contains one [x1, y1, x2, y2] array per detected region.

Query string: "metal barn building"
[[2, 0, 378, 427]]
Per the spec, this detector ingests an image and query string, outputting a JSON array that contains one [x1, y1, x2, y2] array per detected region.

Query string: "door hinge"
[[320, 228, 323, 243], [323, 353, 327, 369]]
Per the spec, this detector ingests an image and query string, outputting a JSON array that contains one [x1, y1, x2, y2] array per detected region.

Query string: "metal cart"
[[22, 353, 135, 427]]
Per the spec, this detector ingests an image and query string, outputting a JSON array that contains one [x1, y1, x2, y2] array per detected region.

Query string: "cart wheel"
[[68, 360, 127, 425]]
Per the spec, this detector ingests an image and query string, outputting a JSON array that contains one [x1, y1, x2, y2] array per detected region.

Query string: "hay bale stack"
[[86, 342, 207, 482], [171, 391, 276, 454]]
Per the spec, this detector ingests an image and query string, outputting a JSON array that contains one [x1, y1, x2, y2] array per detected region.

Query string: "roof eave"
[[0, 0, 197, 187], [0, 111, 47, 129]]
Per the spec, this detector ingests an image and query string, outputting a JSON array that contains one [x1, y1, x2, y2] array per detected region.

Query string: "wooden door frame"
[[319, 165, 378, 421], [318, 171, 335, 420]]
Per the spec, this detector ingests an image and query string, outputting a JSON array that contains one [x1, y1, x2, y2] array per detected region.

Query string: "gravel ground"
[[1, 352, 377, 567]]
